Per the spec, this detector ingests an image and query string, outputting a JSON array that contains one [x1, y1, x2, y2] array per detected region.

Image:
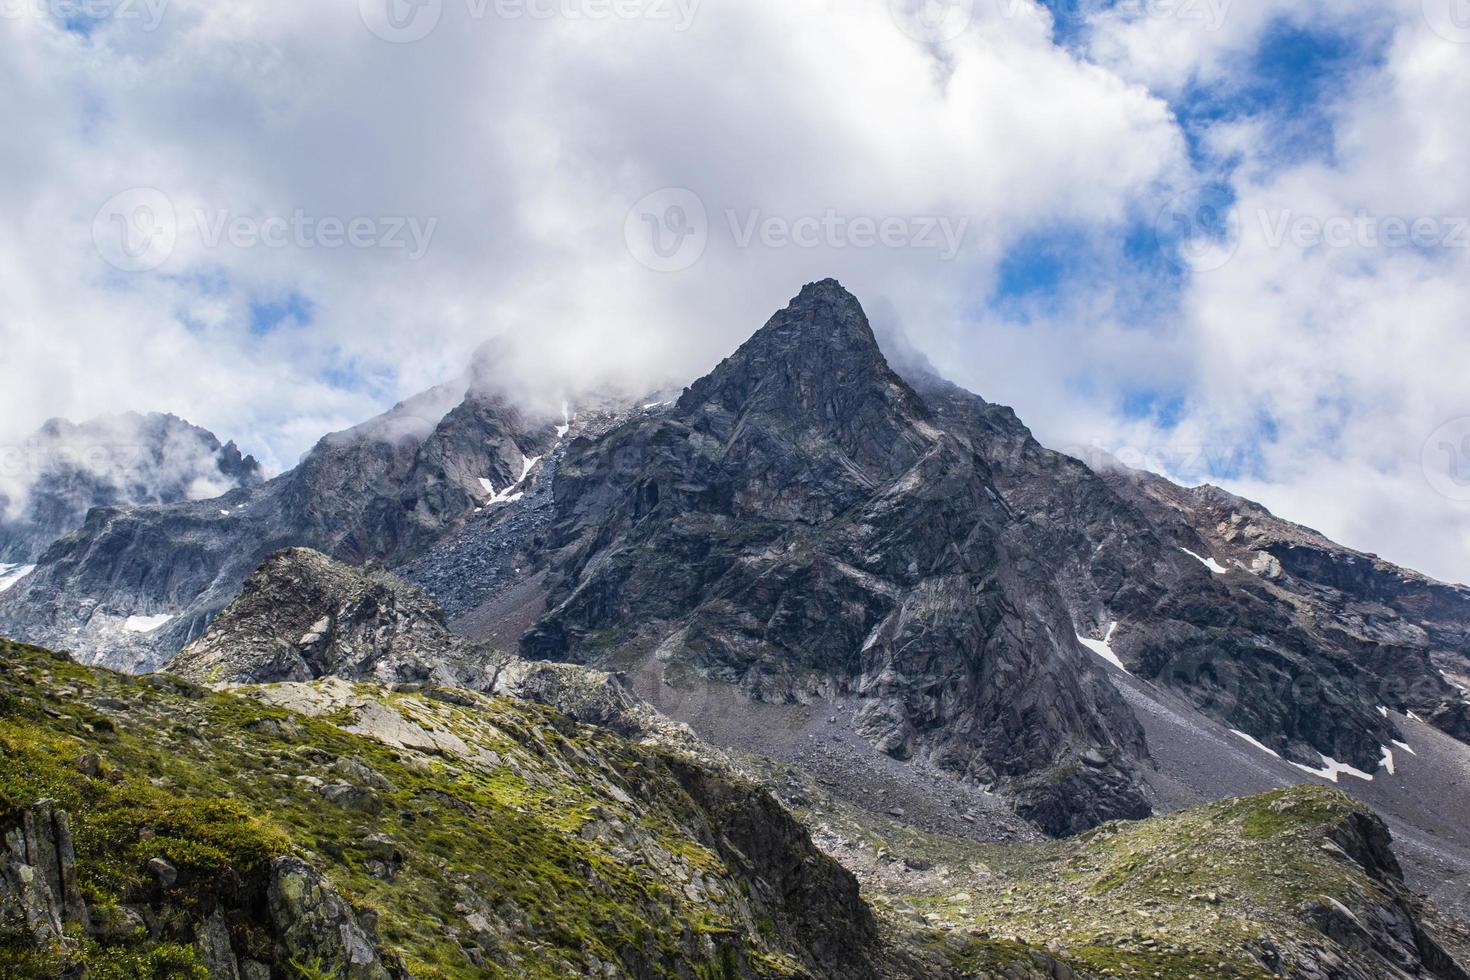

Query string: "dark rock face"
[[665, 755, 880, 979], [4, 277, 1468, 841], [0, 377, 558, 673], [167, 547, 694, 743], [0, 412, 262, 566], [0, 805, 399, 979], [1090, 467, 1470, 760], [522, 280, 1151, 834], [900, 373, 1454, 779], [168, 547, 469, 686], [266, 857, 393, 980], [1307, 807, 1470, 980], [0, 804, 89, 947]]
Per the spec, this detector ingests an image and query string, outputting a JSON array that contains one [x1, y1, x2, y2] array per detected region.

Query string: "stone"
[[147, 857, 178, 889], [194, 907, 240, 980], [319, 783, 383, 815], [266, 857, 392, 980]]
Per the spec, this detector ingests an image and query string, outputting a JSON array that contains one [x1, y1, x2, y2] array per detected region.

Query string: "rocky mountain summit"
[[0, 376, 562, 672], [521, 280, 1151, 835], [0, 412, 261, 567]]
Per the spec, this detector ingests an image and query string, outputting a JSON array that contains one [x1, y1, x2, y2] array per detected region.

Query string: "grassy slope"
[[755, 755, 1444, 979], [1, 638, 1457, 979], [0, 640, 807, 978]]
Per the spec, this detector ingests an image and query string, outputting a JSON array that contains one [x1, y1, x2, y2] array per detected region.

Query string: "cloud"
[[1026, 2, 1470, 583], [0, 0, 1183, 466]]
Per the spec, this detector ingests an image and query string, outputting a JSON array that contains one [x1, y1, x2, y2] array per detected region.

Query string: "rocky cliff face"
[[0, 412, 262, 567], [8, 610, 1467, 977], [0, 376, 560, 673], [1103, 469, 1470, 745], [521, 280, 1150, 835], [168, 548, 711, 749]]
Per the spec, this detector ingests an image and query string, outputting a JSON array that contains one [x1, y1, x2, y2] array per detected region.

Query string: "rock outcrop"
[[0, 803, 88, 947], [266, 857, 393, 980], [168, 547, 702, 746], [522, 280, 1150, 834], [0, 374, 559, 672], [0, 412, 262, 567]]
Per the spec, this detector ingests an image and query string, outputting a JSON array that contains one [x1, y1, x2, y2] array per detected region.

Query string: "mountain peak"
[[774, 277, 880, 347], [680, 279, 903, 416]]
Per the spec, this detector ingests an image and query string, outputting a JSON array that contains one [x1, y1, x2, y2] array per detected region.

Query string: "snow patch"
[[1076, 622, 1130, 675], [123, 614, 174, 634], [1290, 753, 1375, 784], [1376, 705, 1389, 718], [1379, 746, 1396, 775], [0, 564, 36, 593], [480, 453, 541, 506], [1407, 710, 1425, 724], [1230, 730, 1282, 759], [1180, 547, 1229, 574], [219, 509, 231, 517], [1392, 739, 1416, 756], [557, 403, 572, 440]]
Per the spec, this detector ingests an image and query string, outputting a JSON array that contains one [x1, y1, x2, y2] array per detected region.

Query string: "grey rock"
[[0, 373, 557, 672], [266, 857, 392, 980], [522, 280, 1151, 834], [195, 907, 241, 980], [0, 804, 89, 947], [0, 411, 262, 565], [319, 783, 383, 815], [148, 856, 178, 889]]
